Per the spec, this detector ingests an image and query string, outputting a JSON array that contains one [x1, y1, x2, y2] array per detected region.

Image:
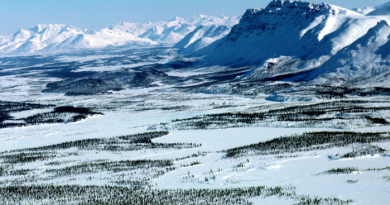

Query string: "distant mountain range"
[[0, 24, 156, 54], [0, 15, 240, 54], [3, 0, 390, 87], [112, 15, 240, 45]]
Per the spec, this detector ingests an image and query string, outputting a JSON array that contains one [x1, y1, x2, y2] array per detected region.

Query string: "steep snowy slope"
[[173, 25, 232, 53], [193, 0, 368, 67], [0, 25, 54, 53], [367, 1, 390, 16], [186, 15, 240, 27], [306, 20, 390, 85], [190, 0, 390, 87], [352, 6, 375, 15], [112, 15, 240, 45], [1, 15, 240, 54], [139, 17, 196, 45], [0, 24, 157, 54], [0, 35, 11, 44], [10, 25, 85, 53], [110, 21, 166, 36], [55, 28, 156, 51], [172, 15, 241, 53]]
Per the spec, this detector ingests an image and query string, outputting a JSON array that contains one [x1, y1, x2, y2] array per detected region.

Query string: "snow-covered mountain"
[[351, 7, 375, 15], [138, 16, 196, 45], [186, 15, 241, 27], [0, 35, 11, 44], [0, 24, 157, 54], [367, 1, 390, 16], [0, 15, 241, 54], [193, 0, 363, 65], [172, 15, 240, 53], [173, 25, 232, 54], [111, 15, 240, 45], [109, 21, 166, 37], [306, 20, 390, 85], [189, 0, 390, 85], [351, 1, 390, 16]]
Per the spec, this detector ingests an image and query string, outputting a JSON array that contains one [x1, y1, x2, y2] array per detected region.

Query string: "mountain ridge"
[[111, 15, 240, 45], [0, 24, 156, 54], [184, 0, 390, 86], [0, 15, 240, 54]]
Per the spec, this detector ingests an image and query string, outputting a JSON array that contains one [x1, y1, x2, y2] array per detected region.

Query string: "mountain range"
[[0, 24, 156, 54], [0, 15, 240, 54], [112, 15, 240, 45], [2, 0, 390, 87]]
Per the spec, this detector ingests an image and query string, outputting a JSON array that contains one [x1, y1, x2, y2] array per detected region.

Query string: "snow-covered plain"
[[0, 47, 389, 204], [1, 0, 390, 204]]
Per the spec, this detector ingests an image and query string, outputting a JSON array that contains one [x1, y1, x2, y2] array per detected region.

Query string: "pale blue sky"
[[0, 0, 387, 35]]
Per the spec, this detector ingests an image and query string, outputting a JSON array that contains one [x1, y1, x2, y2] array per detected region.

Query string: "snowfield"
[[1, 0, 390, 204], [0, 48, 389, 204]]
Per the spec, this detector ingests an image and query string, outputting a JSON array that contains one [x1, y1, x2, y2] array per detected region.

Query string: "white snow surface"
[[351, 7, 375, 15], [190, 0, 390, 85], [367, 1, 390, 16], [174, 24, 233, 54], [2, 1, 390, 204], [0, 24, 156, 55], [0, 15, 241, 55], [109, 15, 240, 45], [1, 54, 390, 204], [307, 20, 390, 83], [192, 0, 364, 66]]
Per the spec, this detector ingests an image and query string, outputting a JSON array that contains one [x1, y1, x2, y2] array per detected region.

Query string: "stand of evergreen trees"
[[171, 100, 390, 130], [224, 131, 390, 158], [0, 101, 103, 129], [0, 184, 352, 205]]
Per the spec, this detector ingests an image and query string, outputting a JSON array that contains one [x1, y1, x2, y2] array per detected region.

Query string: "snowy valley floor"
[[0, 50, 389, 204]]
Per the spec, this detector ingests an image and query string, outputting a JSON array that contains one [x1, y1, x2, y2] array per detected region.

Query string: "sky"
[[0, 0, 388, 35]]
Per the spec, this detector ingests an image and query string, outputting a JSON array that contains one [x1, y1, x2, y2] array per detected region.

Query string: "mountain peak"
[[194, 0, 365, 68], [379, 20, 389, 26], [351, 7, 374, 15], [367, 1, 390, 16], [190, 14, 208, 19], [267, 0, 291, 8], [0, 23, 157, 54], [375, 1, 390, 9], [170, 16, 185, 22]]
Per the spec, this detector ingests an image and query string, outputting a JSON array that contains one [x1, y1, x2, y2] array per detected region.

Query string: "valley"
[[1, 0, 390, 204]]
